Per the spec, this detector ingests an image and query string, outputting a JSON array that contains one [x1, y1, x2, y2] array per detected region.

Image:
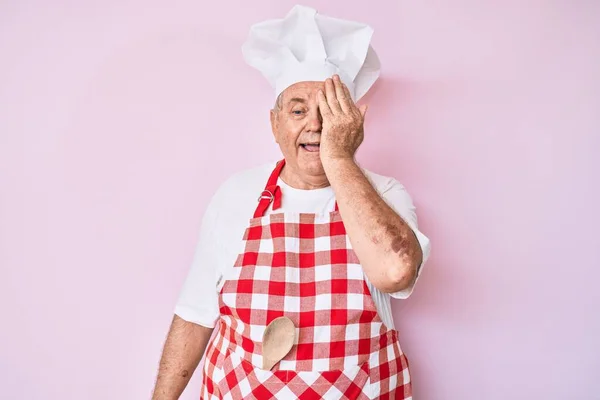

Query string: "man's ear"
[[270, 109, 279, 143]]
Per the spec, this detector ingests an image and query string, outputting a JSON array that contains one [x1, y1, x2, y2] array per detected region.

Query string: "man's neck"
[[279, 166, 330, 190]]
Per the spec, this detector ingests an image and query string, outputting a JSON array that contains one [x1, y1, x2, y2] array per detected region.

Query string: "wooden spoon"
[[262, 316, 296, 370]]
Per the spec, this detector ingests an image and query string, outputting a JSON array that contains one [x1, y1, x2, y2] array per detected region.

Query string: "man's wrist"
[[321, 154, 356, 170], [321, 155, 361, 185]]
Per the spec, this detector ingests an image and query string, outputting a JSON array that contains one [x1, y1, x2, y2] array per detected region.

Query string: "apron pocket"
[[217, 347, 369, 399], [288, 362, 370, 399]]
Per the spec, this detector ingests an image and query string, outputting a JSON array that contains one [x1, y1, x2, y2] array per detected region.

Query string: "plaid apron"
[[200, 160, 412, 399]]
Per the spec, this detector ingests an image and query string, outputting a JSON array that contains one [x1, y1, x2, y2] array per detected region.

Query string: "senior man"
[[152, 5, 430, 399]]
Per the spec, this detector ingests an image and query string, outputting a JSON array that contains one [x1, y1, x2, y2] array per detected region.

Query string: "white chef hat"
[[242, 5, 381, 102]]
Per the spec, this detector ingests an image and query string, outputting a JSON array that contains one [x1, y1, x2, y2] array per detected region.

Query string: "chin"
[[301, 159, 325, 176]]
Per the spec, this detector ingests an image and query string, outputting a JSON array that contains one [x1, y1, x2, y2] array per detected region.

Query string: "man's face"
[[270, 81, 326, 178]]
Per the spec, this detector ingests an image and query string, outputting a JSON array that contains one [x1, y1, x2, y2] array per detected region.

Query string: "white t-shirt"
[[175, 162, 431, 330]]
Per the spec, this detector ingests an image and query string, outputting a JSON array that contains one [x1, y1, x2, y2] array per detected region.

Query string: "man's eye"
[[292, 110, 304, 115]]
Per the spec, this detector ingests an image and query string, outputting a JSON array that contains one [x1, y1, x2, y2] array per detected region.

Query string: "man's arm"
[[318, 75, 423, 293], [323, 158, 422, 293], [152, 315, 214, 400]]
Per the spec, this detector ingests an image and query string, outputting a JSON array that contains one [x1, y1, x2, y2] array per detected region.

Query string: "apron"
[[200, 160, 412, 399]]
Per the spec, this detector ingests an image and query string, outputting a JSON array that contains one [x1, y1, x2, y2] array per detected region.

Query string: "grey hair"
[[273, 92, 283, 112]]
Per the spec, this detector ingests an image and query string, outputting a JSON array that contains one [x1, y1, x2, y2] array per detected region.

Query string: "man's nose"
[[307, 110, 323, 132]]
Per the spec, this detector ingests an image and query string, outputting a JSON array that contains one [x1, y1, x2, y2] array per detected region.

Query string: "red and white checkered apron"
[[200, 160, 412, 399]]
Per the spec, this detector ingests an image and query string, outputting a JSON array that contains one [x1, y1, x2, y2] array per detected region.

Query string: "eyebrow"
[[287, 97, 307, 105]]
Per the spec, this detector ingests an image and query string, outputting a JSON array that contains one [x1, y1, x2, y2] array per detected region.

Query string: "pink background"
[[1, 1, 599, 399]]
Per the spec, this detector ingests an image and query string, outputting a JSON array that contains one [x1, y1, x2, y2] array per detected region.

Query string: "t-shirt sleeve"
[[174, 191, 222, 328], [381, 180, 431, 299]]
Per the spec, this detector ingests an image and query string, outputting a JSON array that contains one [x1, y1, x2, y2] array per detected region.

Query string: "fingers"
[[317, 89, 332, 118], [343, 83, 365, 118], [359, 104, 368, 119], [325, 77, 342, 114], [341, 83, 353, 107], [333, 75, 351, 113], [321, 75, 366, 120]]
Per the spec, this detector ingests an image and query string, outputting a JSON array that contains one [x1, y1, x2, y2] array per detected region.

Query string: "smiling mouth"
[[301, 143, 320, 152]]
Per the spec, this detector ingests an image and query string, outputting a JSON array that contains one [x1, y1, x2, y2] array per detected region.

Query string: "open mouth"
[[300, 143, 320, 152]]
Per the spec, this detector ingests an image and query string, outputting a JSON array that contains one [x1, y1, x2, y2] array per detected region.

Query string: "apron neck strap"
[[253, 159, 339, 218], [253, 160, 285, 218]]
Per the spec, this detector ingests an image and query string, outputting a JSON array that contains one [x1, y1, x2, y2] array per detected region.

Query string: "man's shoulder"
[[212, 161, 277, 200], [361, 165, 405, 194]]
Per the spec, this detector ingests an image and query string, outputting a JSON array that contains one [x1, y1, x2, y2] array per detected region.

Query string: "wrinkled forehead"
[[280, 81, 326, 105]]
